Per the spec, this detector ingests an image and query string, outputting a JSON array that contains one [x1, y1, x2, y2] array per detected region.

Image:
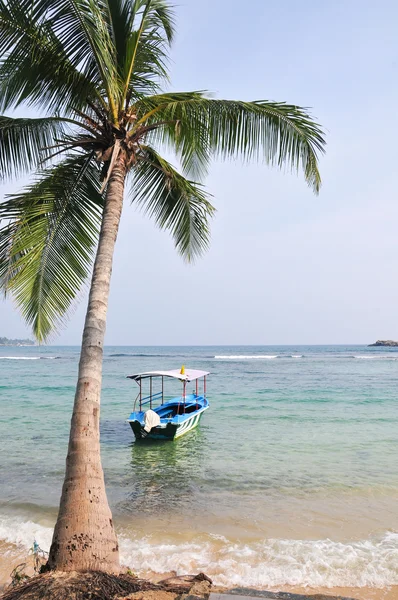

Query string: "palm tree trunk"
[[48, 154, 127, 572]]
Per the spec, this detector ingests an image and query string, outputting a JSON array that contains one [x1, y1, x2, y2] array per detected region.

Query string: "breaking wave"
[[354, 355, 398, 360], [119, 533, 398, 588], [214, 355, 279, 360], [1, 514, 397, 588], [0, 515, 53, 551], [0, 356, 60, 360], [109, 353, 181, 358], [0, 356, 40, 360], [214, 355, 304, 360]]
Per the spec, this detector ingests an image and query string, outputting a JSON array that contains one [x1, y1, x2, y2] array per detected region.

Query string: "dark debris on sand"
[[0, 572, 360, 600], [0, 571, 213, 600]]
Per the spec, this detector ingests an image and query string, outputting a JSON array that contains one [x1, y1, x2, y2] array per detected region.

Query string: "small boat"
[[127, 367, 210, 440]]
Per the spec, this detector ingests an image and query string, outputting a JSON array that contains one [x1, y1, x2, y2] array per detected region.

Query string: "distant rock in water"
[[368, 339, 398, 347]]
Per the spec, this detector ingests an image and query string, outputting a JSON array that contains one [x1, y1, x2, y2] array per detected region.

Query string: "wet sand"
[[274, 585, 398, 599], [1, 549, 397, 600]]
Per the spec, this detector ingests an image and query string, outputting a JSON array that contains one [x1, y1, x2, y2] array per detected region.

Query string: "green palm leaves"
[[0, 0, 325, 341], [0, 156, 104, 341], [136, 94, 325, 191], [132, 146, 215, 261], [0, 117, 66, 179]]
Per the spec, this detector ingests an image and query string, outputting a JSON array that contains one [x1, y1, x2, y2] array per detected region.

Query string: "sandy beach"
[[1, 532, 398, 600], [1, 547, 398, 600]]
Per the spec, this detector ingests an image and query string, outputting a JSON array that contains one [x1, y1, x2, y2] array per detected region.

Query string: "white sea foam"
[[119, 533, 398, 588], [214, 355, 304, 360], [0, 356, 41, 360], [354, 355, 398, 360], [0, 516, 53, 551], [214, 355, 278, 360], [0, 356, 57, 360], [1, 514, 397, 588]]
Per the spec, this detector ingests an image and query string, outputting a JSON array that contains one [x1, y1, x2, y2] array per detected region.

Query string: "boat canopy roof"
[[127, 369, 210, 383]]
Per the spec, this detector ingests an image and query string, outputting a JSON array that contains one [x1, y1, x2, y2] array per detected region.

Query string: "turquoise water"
[[1, 345, 398, 588]]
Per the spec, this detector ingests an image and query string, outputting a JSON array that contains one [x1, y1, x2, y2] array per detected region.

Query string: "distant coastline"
[[0, 336, 35, 346]]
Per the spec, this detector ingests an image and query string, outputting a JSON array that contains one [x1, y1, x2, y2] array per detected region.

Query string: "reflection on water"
[[117, 429, 207, 515]]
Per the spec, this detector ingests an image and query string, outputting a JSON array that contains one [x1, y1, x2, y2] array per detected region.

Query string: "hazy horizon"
[[0, 341, 390, 347]]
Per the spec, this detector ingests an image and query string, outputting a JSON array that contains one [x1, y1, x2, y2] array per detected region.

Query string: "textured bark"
[[47, 154, 127, 572]]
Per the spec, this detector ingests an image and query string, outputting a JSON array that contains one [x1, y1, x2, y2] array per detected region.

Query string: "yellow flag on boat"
[[180, 365, 185, 375]]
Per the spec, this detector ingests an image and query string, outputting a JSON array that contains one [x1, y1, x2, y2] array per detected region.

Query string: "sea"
[[0, 345, 398, 596]]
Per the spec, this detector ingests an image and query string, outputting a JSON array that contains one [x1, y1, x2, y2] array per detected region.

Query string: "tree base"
[[1, 571, 212, 600]]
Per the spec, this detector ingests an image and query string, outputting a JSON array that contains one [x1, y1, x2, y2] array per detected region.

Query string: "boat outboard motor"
[[141, 409, 161, 438]]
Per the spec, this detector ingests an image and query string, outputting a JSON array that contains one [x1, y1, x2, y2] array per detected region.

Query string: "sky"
[[1, 0, 398, 346]]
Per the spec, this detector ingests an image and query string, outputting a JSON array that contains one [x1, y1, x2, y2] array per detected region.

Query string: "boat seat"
[[183, 404, 198, 414], [158, 403, 199, 418]]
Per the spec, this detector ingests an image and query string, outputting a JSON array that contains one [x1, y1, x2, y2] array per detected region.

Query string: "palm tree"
[[0, 0, 325, 574]]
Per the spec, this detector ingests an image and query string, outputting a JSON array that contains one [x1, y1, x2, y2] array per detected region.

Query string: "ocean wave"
[[109, 353, 175, 358], [1, 514, 397, 588], [119, 532, 398, 588], [0, 515, 53, 551], [354, 355, 398, 360], [0, 356, 41, 360], [214, 355, 279, 360], [214, 354, 304, 360], [0, 356, 60, 360]]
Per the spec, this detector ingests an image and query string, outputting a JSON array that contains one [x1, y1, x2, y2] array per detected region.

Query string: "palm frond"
[[0, 116, 67, 180], [0, 154, 104, 342], [131, 146, 215, 261], [135, 94, 325, 192], [49, 0, 120, 118], [106, 0, 135, 73], [0, 0, 102, 114], [144, 0, 174, 44], [122, 0, 175, 103]]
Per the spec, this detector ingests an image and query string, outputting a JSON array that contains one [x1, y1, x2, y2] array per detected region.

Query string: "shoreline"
[[1, 540, 397, 600], [1, 558, 398, 600], [1, 507, 398, 596]]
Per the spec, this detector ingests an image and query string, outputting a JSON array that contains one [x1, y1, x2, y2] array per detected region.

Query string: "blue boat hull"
[[128, 394, 209, 440]]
